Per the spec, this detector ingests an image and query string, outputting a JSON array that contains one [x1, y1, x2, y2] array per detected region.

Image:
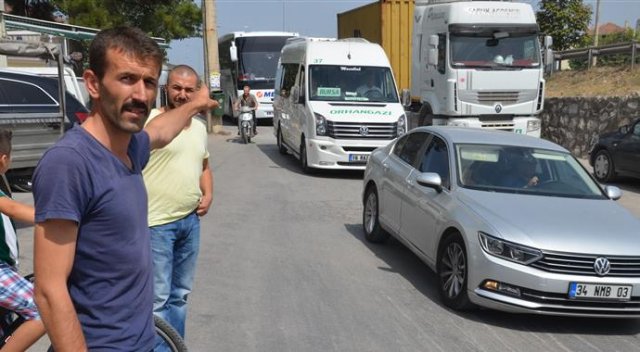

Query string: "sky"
[[167, 0, 640, 76]]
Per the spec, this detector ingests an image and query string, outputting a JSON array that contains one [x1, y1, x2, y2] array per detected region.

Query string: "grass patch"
[[546, 66, 640, 98]]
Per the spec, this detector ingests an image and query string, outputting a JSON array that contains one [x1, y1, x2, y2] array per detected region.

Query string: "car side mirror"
[[427, 48, 438, 67], [544, 35, 553, 49], [619, 124, 630, 134], [544, 48, 554, 67], [416, 172, 443, 193], [291, 86, 299, 103], [604, 185, 622, 200]]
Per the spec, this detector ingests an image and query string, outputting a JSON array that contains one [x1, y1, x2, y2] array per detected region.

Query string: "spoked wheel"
[[277, 126, 287, 155], [154, 315, 188, 352], [362, 186, 389, 243], [437, 234, 473, 310], [593, 149, 615, 183]]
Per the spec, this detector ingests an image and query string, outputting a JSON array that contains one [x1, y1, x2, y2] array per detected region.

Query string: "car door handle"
[[406, 179, 414, 188]]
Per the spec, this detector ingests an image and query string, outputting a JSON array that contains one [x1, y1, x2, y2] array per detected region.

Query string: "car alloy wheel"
[[437, 235, 472, 310], [593, 150, 615, 183], [362, 187, 389, 243]]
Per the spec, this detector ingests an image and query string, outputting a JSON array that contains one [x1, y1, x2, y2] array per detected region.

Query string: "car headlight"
[[478, 232, 542, 265], [315, 113, 327, 136], [527, 119, 541, 132], [397, 115, 407, 136]]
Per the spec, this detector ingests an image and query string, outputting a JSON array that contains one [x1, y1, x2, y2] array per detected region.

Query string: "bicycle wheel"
[[154, 315, 188, 352]]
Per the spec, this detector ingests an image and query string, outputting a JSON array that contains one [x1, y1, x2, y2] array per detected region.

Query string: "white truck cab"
[[411, 0, 552, 137], [273, 37, 407, 172]]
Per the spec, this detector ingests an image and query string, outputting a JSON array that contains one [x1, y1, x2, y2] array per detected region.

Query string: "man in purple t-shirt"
[[32, 27, 217, 351]]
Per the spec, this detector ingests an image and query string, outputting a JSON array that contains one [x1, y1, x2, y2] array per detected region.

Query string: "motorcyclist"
[[233, 85, 259, 135]]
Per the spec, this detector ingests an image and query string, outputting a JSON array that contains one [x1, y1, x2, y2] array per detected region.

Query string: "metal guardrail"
[[552, 41, 640, 70]]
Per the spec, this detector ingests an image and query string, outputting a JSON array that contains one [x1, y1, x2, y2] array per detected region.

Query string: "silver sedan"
[[362, 126, 640, 317]]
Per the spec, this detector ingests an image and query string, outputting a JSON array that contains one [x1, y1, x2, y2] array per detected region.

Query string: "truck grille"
[[458, 90, 537, 106], [531, 251, 640, 277], [326, 121, 397, 140], [480, 122, 514, 132]]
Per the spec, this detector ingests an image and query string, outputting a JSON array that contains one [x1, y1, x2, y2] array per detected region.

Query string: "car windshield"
[[450, 33, 541, 69], [456, 144, 605, 199], [308, 65, 399, 103]]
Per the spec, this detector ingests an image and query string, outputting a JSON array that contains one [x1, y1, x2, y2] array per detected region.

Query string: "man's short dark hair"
[[89, 26, 164, 79], [0, 129, 12, 155], [168, 65, 201, 88]]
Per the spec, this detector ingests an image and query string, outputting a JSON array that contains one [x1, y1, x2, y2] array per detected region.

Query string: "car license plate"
[[349, 154, 369, 162], [568, 282, 632, 301]]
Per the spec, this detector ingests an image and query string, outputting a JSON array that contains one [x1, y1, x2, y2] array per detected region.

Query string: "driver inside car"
[[356, 75, 383, 97]]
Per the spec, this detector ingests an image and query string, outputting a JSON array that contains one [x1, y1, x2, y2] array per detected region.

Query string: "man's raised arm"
[[145, 86, 218, 150]]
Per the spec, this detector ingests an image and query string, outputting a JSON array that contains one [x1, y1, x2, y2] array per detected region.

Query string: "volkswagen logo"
[[495, 104, 503, 113], [593, 257, 611, 276], [359, 126, 369, 136]]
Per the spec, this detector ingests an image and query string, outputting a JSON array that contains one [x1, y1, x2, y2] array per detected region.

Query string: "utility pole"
[[0, 0, 7, 67], [592, 0, 601, 67], [203, 0, 224, 134]]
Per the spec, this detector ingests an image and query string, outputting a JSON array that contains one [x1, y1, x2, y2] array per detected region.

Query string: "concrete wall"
[[540, 94, 640, 158]]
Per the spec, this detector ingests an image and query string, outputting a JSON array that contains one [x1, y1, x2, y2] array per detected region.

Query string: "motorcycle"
[[238, 106, 255, 144]]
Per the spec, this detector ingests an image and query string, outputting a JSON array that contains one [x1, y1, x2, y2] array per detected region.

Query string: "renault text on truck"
[[410, 0, 552, 137], [218, 31, 299, 121], [273, 37, 407, 173]]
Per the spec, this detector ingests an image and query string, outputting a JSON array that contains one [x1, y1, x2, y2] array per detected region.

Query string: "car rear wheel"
[[593, 149, 616, 183], [437, 234, 473, 310], [362, 186, 389, 243]]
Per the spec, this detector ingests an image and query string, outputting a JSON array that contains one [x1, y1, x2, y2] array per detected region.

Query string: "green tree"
[[55, 0, 202, 42], [536, 0, 592, 51], [7, 0, 202, 43]]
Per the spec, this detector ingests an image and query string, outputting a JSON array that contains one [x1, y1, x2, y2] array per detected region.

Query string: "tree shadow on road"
[[256, 143, 365, 180], [344, 223, 640, 336]]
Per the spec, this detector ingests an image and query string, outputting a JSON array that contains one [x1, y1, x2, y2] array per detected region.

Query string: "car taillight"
[[75, 112, 89, 123]]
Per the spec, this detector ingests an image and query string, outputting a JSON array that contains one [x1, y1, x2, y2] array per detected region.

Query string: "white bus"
[[218, 31, 299, 120]]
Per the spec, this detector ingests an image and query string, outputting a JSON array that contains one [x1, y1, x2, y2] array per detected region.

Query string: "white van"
[[273, 37, 407, 172], [3, 66, 88, 107]]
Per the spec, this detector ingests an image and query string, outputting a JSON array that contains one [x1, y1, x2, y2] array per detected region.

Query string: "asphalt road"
[[15, 123, 640, 351]]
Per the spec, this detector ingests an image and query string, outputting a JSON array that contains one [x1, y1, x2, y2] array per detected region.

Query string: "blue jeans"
[[150, 211, 200, 345]]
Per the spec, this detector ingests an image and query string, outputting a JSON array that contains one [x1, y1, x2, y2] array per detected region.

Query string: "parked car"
[[589, 119, 640, 183], [0, 70, 89, 191], [362, 126, 640, 317]]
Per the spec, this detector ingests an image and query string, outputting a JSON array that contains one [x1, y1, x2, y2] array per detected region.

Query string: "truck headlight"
[[478, 232, 542, 265], [527, 119, 541, 132], [397, 115, 407, 136], [315, 113, 327, 136]]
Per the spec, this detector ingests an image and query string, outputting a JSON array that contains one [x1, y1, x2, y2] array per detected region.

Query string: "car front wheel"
[[437, 234, 473, 310], [593, 149, 616, 183], [362, 186, 389, 243]]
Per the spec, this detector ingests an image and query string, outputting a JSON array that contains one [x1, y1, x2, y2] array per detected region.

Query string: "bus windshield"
[[237, 36, 291, 89], [309, 65, 399, 103], [450, 33, 541, 69]]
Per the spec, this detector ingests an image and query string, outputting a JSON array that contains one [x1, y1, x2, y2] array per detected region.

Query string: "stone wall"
[[540, 95, 640, 158]]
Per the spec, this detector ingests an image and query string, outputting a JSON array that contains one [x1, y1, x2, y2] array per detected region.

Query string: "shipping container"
[[337, 0, 414, 91]]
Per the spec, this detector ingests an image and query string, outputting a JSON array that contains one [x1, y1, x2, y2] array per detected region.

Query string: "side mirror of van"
[[544, 35, 553, 49], [401, 89, 411, 108], [291, 86, 299, 103], [544, 48, 554, 67], [230, 43, 238, 62]]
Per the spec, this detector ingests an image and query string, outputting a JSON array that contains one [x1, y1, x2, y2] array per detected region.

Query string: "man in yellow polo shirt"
[[143, 65, 213, 348]]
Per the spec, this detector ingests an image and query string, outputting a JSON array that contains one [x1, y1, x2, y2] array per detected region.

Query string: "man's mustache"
[[121, 100, 149, 116]]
